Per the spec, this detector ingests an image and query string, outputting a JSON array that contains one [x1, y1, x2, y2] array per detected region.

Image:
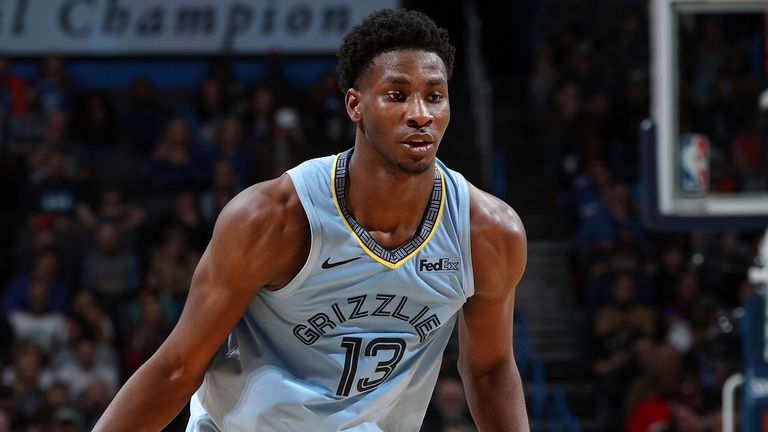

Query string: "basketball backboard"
[[646, 0, 768, 230]]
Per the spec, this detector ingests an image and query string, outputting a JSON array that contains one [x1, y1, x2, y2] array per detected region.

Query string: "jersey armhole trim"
[[459, 173, 475, 299], [261, 171, 322, 299]]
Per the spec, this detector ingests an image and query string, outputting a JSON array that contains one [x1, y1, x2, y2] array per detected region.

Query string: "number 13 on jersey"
[[336, 337, 406, 397]]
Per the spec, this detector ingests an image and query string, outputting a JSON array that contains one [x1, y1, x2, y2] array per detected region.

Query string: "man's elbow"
[[167, 362, 205, 393], [148, 350, 206, 396], [458, 356, 519, 384]]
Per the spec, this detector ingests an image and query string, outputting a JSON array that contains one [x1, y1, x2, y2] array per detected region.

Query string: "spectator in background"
[[0, 387, 16, 430], [606, 68, 649, 182], [25, 146, 85, 228], [76, 185, 145, 249], [655, 240, 689, 304], [697, 232, 751, 306], [681, 298, 740, 405], [691, 19, 726, 115], [542, 79, 601, 187], [40, 382, 73, 418], [51, 295, 117, 377], [560, 41, 613, 123], [7, 278, 68, 353], [122, 290, 171, 376], [190, 77, 226, 146], [53, 337, 118, 403], [593, 272, 656, 431], [665, 272, 700, 326], [126, 270, 179, 330], [146, 117, 204, 193], [1, 343, 53, 424], [0, 409, 10, 432], [211, 116, 254, 184], [120, 76, 169, 153], [80, 379, 112, 429], [70, 91, 118, 148], [3, 248, 68, 314], [0, 57, 28, 118], [667, 402, 720, 432], [585, 245, 653, 309], [258, 107, 305, 179], [421, 377, 475, 432], [28, 381, 72, 429], [50, 405, 84, 432], [199, 159, 242, 227], [82, 222, 140, 298], [246, 85, 276, 147], [0, 56, 26, 186], [34, 55, 76, 114], [81, 222, 140, 330], [152, 191, 207, 252], [25, 111, 83, 183], [205, 57, 246, 116], [625, 343, 681, 432], [529, 45, 558, 119], [574, 182, 645, 272], [70, 291, 117, 351], [8, 87, 45, 155], [573, 159, 613, 220], [148, 225, 199, 313], [303, 70, 351, 154], [11, 217, 63, 277], [256, 52, 298, 107]]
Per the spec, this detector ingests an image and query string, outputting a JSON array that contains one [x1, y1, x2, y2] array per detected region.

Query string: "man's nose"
[[406, 98, 433, 127]]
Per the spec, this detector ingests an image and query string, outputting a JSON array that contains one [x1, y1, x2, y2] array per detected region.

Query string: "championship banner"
[[0, 0, 397, 54]]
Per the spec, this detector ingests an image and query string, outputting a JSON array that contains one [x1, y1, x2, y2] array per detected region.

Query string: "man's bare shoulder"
[[467, 183, 527, 298], [468, 183, 526, 250], [217, 175, 305, 232], [210, 174, 309, 290]]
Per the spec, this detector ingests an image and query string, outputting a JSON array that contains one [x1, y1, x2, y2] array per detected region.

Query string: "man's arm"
[[93, 175, 309, 432], [459, 184, 529, 431]]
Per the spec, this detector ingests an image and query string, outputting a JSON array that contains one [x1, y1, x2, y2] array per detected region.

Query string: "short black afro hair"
[[336, 9, 455, 93]]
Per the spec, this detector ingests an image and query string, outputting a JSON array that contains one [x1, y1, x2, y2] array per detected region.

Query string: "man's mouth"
[[401, 140, 432, 147], [401, 141, 434, 155], [401, 133, 435, 148]]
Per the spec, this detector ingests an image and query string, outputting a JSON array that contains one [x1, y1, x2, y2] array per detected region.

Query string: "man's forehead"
[[372, 50, 446, 72], [362, 50, 447, 85]]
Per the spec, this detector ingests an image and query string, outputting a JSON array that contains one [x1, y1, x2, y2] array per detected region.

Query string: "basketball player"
[[94, 8, 528, 431]]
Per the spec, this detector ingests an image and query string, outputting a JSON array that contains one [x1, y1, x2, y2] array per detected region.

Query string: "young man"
[[94, 8, 528, 431]]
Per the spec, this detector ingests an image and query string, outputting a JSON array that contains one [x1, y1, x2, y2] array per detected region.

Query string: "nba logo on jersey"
[[680, 133, 710, 194]]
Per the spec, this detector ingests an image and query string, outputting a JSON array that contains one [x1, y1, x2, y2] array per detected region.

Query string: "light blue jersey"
[[187, 149, 474, 431]]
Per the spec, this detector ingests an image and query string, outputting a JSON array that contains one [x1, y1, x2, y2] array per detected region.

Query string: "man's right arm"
[[93, 176, 309, 432]]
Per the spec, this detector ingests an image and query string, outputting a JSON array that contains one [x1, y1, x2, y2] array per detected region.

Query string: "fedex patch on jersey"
[[418, 257, 460, 273]]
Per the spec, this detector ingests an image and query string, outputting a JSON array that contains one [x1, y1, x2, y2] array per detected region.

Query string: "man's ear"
[[345, 88, 362, 123]]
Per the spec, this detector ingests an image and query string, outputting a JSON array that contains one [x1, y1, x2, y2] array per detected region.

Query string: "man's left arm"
[[458, 185, 529, 431]]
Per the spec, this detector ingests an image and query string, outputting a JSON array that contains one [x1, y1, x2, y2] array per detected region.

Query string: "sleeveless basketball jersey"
[[187, 149, 474, 432]]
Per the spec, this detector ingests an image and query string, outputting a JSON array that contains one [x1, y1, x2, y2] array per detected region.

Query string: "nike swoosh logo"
[[321, 257, 361, 269]]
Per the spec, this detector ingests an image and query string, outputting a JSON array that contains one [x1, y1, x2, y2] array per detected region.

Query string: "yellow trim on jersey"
[[330, 153, 446, 269]]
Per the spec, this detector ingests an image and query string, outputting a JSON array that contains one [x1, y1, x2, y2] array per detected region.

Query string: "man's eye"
[[426, 94, 444, 103], [386, 91, 406, 102]]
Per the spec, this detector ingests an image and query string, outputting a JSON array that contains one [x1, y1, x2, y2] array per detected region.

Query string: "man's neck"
[[345, 146, 435, 249]]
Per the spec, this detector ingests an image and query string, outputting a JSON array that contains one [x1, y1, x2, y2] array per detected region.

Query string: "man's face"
[[348, 50, 450, 175]]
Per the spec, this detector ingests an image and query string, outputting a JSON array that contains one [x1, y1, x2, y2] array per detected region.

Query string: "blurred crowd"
[[2, 1, 768, 431], [528, 1, 763, 431], [0, 53, 377, 431]]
